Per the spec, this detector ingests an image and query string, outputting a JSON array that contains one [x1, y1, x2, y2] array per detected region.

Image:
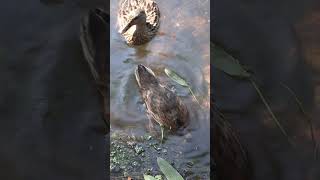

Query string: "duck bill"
[[121, 20, 134, 34], [135, 64, 157, 88]]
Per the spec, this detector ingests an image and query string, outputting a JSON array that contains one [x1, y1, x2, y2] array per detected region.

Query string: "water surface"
[[212, 0, 320, 179], [110, 0, 210, 178], [0, 0, 106, 179]]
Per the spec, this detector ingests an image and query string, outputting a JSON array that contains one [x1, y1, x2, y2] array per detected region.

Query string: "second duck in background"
[[117, 0, 160, 45]]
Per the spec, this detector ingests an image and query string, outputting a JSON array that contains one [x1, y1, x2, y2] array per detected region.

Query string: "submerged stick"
[[188, 87, 201, 106], [250, 79, 295, 147], [280, 82, 317, 159]]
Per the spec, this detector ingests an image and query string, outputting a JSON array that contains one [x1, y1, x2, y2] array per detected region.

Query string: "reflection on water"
[[0, 0, 106, 179], [213, 0, 320, 179], [110, 0, 210, 178]]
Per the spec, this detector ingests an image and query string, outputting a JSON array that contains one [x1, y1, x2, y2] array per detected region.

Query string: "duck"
[[79, 8, 110, 132], [117, 0, 160, 45], [135, 64, 188, 141]]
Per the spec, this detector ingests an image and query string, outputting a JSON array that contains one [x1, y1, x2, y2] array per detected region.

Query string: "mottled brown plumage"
[[118, 0, 160, 45], [135, 64, 188, 133]]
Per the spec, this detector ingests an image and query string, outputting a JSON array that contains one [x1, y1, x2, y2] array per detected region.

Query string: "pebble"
[[146, 135, 152, 140], [155, 175, 163, 180], [110, 165, 120, 173], [186, 161, 194, 168], [134, 145, 145, 154], [132, 161, 138, 167], [127, 141, 136, 147]]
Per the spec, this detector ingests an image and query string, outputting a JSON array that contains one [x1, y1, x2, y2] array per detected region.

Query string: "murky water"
[[110, 0, 210, 178], [213, 0, 320, 179], [0, 0, 106, 179]]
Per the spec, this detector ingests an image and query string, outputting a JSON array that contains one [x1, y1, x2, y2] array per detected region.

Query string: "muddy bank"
[[110, 130, 209, 179]]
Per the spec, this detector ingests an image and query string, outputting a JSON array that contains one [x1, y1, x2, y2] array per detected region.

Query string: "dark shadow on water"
[[0, 0, 107, 179], [212, 0, 320, 179]]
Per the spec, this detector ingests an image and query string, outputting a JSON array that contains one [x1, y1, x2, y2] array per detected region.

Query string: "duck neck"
[[133, 23, 149, 43]]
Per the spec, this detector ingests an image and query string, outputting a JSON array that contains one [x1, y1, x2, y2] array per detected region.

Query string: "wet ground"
[[110, 0, 210, 179]]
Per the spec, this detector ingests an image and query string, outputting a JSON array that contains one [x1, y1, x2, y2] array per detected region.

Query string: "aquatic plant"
[[211, 42, 296, 146], [164, 68, 201, 106], [143, 157, 184, 180]]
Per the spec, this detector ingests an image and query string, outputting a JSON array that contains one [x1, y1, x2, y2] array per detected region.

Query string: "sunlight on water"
[[110, 0, 210, 178]]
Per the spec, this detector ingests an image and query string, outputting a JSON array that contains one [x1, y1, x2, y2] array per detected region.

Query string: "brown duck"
[[135, 64, 188, 141], [117, 0, 160, 45]]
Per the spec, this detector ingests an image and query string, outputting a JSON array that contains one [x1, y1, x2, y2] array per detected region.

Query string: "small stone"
[[134, 145, 145, 154], [146, 135, 152, 140], [186, 161, 194, 168], [127, 141, 136, 147], [146, 167, 153, 172], [155, 175, 163, 180], [110, 151, 115, 157], [132, 161, 138, 167], [110, 165, 120, 173], [152, 144, 161, 151], [185, 133, 192, 139]]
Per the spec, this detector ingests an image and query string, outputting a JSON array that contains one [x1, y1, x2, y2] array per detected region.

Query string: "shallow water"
[[110, 0, 210, 178]]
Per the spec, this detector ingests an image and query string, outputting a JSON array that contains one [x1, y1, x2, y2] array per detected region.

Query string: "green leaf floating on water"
[[211, 42, 295, 146], [144, 174, 157, 180], [211, 43, 250, 78], [164, 68, 201, 106], [164, 68, 188, 87], [157, 157, 184, 180]]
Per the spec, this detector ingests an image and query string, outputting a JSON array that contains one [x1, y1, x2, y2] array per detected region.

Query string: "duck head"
[[121, 10, 147, 34], [135, 64, 158, 90]]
